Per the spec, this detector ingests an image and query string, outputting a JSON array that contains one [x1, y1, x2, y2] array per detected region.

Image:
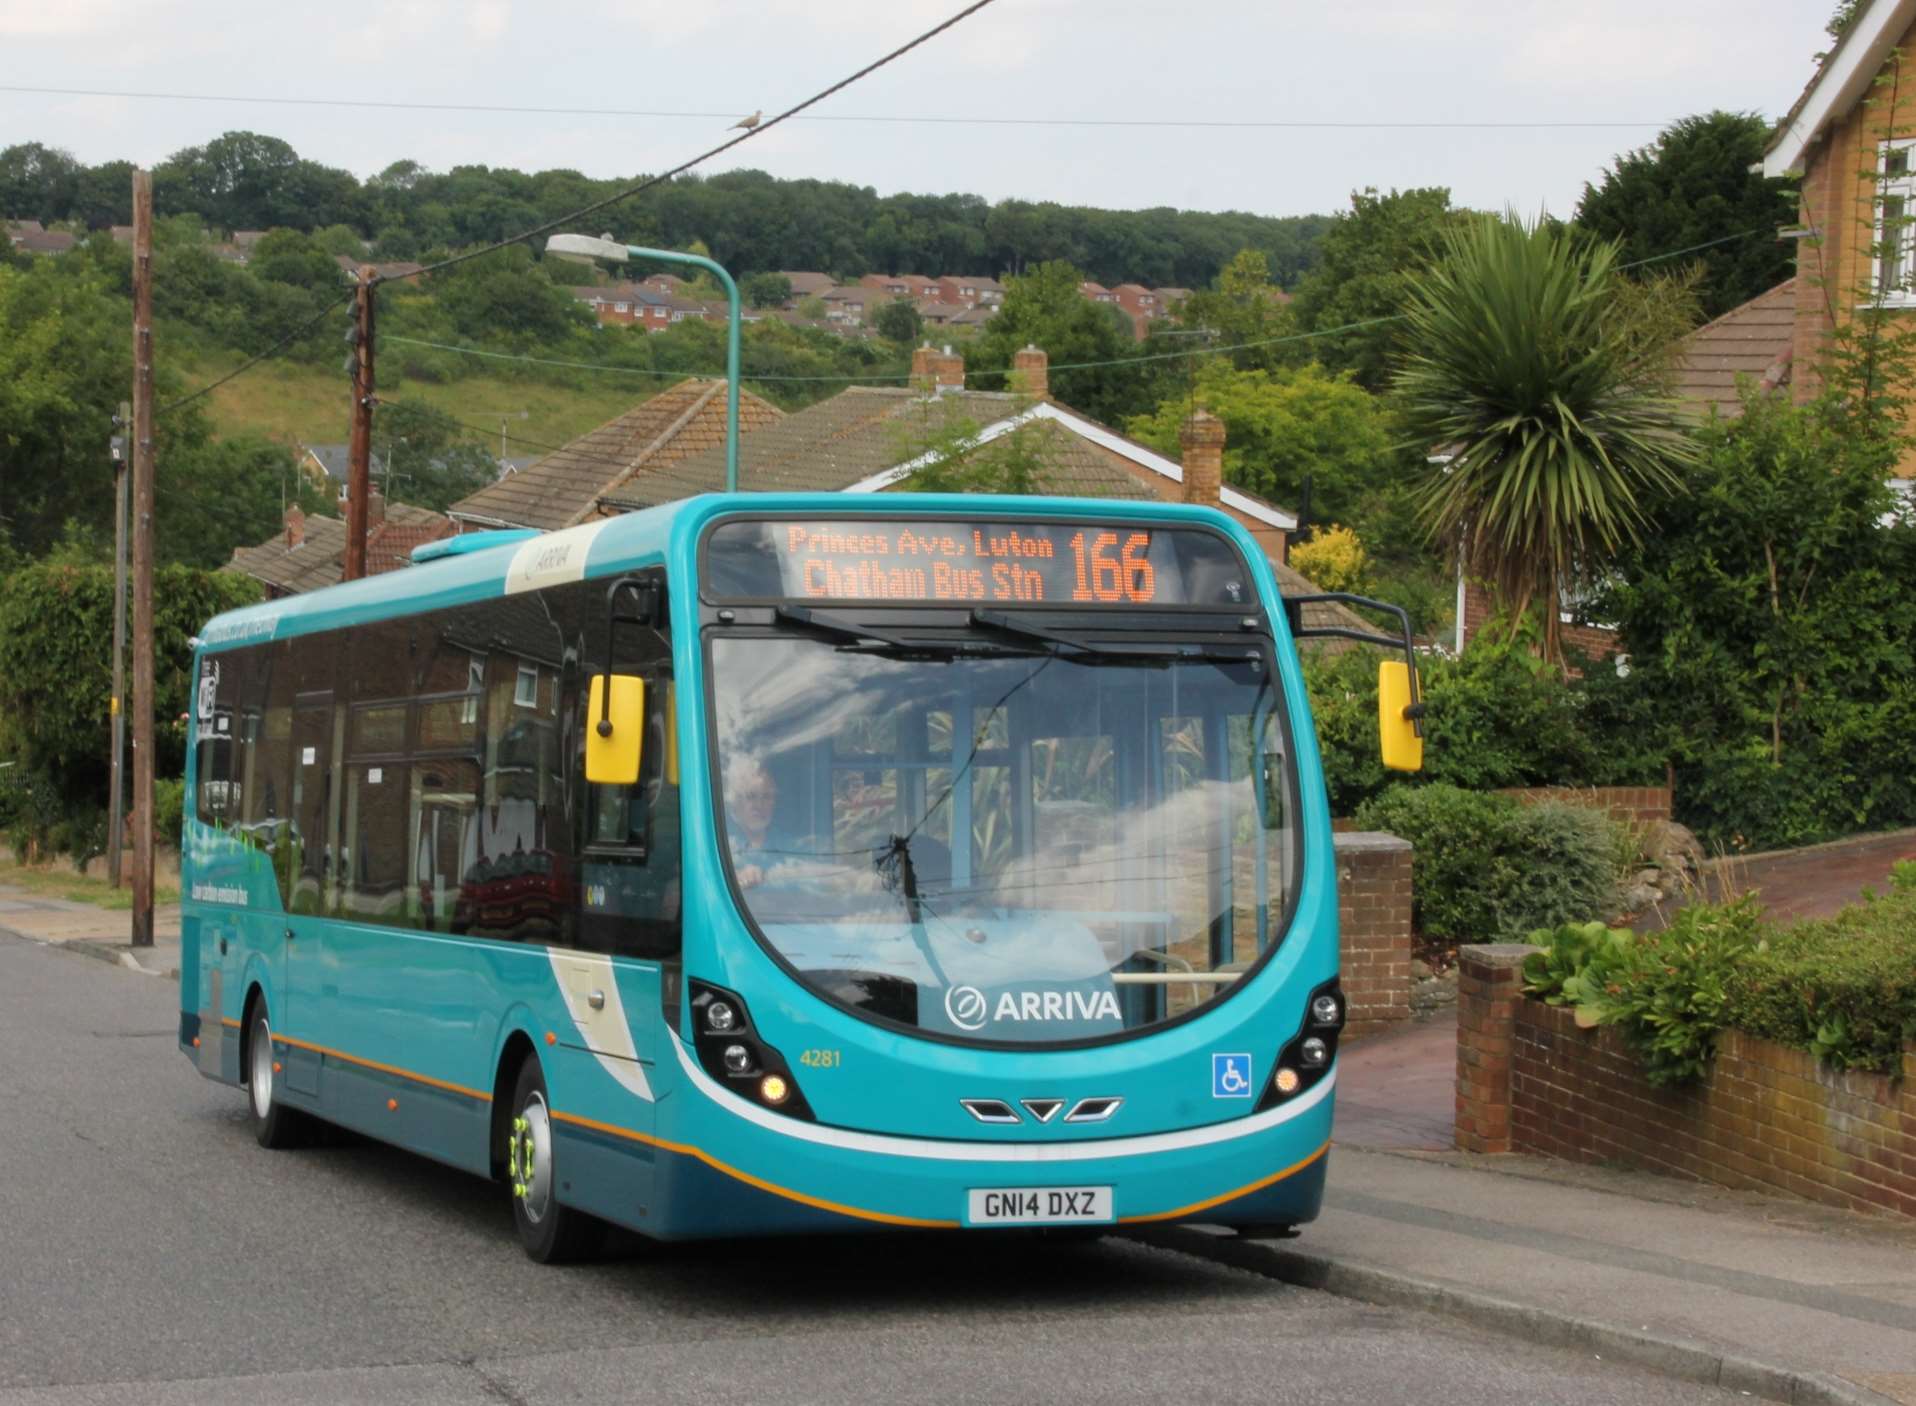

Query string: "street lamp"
[[545, 232, 742, 493]]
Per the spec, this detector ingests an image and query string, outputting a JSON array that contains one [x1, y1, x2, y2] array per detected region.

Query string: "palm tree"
[[1394, 214, 1698, 666]]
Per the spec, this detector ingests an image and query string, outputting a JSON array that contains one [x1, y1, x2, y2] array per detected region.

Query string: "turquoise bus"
[[179, 493, 1420, 1260]]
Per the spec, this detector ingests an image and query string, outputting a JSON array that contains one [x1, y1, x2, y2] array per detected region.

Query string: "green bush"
[[154, 778, 185, 850], [1724, 864, 1916, 1073], [1354, 784, 1622, 942]]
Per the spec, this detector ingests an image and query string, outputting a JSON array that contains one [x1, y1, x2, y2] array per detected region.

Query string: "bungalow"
[[226, 494, 452, 598]]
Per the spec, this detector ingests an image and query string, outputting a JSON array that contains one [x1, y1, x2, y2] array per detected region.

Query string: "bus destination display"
[[704, 518, 1253, 608]]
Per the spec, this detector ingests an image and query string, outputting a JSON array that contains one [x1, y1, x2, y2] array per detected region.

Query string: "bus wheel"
[[505, 1058, 602, 1264], [245, 999, 310, 1150]]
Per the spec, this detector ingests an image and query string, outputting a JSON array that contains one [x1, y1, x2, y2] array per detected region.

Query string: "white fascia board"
[[841, 406, 1043, 493], [1765, 0, 1916, 177]]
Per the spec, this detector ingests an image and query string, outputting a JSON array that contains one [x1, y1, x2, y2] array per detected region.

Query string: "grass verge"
[[0, 859, 181, 910]]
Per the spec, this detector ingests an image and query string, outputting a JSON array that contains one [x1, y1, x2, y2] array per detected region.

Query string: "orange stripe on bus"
[[1116, 1140, 1330, 1224], [548, 1108, 958, 1230], [269, 1033, 492, 1102]]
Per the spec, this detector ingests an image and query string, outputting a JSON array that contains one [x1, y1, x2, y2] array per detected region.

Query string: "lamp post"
[[545, 234, 741, 492]]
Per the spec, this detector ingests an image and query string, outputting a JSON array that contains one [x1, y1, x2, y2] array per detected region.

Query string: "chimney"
[[933, 344, 964, 392], [284, 504, 305, 548], [910, 342, 937, 393], [367, 487, 387, 527], [1012, 344, 1048, 401], [1179, 410, 1226, 507]]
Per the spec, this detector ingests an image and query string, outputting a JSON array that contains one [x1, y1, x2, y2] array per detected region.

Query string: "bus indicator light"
[[759, 1074, 790, 1105], [1273, 1067, 1301, 1096]]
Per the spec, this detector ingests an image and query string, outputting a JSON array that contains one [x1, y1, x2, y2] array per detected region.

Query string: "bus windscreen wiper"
[[772, 604, 919, 650], [968, 609, 1257, 665]]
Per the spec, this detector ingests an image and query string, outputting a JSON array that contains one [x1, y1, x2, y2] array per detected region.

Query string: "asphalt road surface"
[[0, 930, 1744, 1406]]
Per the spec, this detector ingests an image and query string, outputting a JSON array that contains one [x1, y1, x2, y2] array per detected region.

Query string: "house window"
[[614, 302, 629, 313], [1876, 140, 1916, 299], [515, 665, 539, 708]]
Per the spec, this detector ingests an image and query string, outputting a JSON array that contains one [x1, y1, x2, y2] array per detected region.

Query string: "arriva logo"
[[945, 985, 989, 1031], [944, 985, 1122, 1030]]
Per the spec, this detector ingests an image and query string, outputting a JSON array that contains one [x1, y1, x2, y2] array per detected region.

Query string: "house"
[[4, 218, 44, 242], [779, 270, 835, 300], [1763, 0, 1916, 476], [209, 243, 250, 265], [332, 254, 426, 280], [1671, 280, 1795, 421], [915, 298, 969, 326], [639, 273, 687, 297], [109, 225, 134, 245], [226, 495, 452, 598], [14, 229, 76, 255], [819, 285, 870, 325], [230, 230, 270, 250], [610, 344, 1297, 560], [860, 273, 914, 296], [444, 378, 783, 532], [575, 284, 642, 326], [1079, 281, 1117, 304], [936, 274, 1005, 307]]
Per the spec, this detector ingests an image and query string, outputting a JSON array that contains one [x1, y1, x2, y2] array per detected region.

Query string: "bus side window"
[[193, 650, 248, 831]]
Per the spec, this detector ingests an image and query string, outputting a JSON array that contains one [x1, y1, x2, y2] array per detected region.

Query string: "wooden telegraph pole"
[[107, 402, 130, 888], [343, 266, 376, 581], [129, 170, 155, 947]]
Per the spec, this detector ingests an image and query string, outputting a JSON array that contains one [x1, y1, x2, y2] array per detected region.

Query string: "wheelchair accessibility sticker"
[[1212, 1052, 1254, 1099]]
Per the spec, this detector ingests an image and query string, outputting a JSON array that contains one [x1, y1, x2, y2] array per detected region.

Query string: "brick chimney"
[[367, 487, 387, 526], [933, 344, 964, 392], [284, 504, 305, 548], [1012, 344, 1048, 400], [1179, 410, 1226, 507], [910, 342, 937, 392]]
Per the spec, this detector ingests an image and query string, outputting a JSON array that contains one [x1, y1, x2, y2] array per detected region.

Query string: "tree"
[[158, 436, 318, 570], [372, 401, 500, 510], [1394, 214, 1700, 666], [796, 294, 828, 321], [741, 271, 792, 309], [1125, 361, 1395, 522], [0, 143, 81, 223], [873, 295, 922, 344], [1172, 249, 1297, 372], [1291, 187, 1463, 390], [1576, 112, 1796, 318], [967, 260, 1151, 421]]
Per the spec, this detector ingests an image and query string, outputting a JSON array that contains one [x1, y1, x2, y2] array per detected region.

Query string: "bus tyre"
[[506, 1058, 602, 1264], [246, 999, 311, 1150]]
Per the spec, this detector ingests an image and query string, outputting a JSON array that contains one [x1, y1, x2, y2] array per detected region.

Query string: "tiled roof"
[[226, 502, 448, 595], [780, 271, 835, 295], [17, 230, 76, 253], [4, 218, 45, 236], [1673, 280, 1794, 420], [445, 379, 783, 531]]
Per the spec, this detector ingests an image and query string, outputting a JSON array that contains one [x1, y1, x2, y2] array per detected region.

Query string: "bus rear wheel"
[[505, 1058, 604, 1264], [245, 998, 312, 1150]]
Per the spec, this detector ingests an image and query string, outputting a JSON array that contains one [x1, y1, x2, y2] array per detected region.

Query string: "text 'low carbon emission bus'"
[[179, 492, 1421, 1260]]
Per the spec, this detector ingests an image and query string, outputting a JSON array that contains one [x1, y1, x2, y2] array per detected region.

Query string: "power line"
[[385, 334, 913, 383], [371, 396, 571, 455], [391, 0, 1003, 284], [157, 290, 355, 415], [0, 83, 1670, 129]]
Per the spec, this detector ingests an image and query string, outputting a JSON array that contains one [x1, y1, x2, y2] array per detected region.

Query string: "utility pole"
[[107, 403, 129, 888], [343, 265, 376, 581], [129, 170, 155, 948]]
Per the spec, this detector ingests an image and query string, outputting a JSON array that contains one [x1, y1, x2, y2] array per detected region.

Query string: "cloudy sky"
[[2, 0, 1831, 220]]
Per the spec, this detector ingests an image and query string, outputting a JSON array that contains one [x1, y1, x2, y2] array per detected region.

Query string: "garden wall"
[[1456, 945, 1916, 1220], [1335, 831, 1413, 1037]]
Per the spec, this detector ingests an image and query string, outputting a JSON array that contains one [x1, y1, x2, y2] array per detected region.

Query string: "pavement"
[[0, 882, 181, 978], [5, 829, 1916, 1404]]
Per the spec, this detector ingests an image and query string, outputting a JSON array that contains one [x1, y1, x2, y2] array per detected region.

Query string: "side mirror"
[[1378, 660, 1423, 773], [586, 674, 645, 785]]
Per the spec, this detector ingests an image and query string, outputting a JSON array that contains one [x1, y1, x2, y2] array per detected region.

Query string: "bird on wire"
[[729, 110, 763, 131]]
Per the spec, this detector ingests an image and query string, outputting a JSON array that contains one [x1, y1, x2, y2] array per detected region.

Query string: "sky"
[[0, 0, 1835, 222]]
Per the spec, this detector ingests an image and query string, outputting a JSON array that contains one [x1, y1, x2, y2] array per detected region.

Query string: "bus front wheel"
[[505, 1058, 604, 1264], [245, 997, 312, 1150]]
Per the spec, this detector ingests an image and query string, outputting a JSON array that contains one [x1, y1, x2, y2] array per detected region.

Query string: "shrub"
[[1288, 525, 1369, 594], [1724, 864, 1916, 1073], [154, 778, 185, 850], [1354, 784, 1621, 942]]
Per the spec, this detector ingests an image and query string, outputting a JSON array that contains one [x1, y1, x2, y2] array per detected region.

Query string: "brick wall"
[[1459, 578, 1621, 666], [1454, 944, 1533, 1153], [1496, 786, 1672, 826], [1458, 958, 1916, 1219], [1335, 832, 1413, 1038]]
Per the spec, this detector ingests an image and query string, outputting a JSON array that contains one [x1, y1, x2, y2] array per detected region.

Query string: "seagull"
[[729, 110, 763, 131]]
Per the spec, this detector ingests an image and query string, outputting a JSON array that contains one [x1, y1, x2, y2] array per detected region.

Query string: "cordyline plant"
[[1392, 214, 1700, 667]]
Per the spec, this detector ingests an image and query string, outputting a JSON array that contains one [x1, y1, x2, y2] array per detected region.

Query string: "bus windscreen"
[[702, 518, 1256, 609]]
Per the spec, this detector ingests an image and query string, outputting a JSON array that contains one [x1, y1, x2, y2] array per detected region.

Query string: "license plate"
[[965, 1186, 1113, 1226]]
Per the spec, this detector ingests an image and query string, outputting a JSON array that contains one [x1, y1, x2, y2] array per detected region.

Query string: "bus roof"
[[195, 492, 1266, 651]]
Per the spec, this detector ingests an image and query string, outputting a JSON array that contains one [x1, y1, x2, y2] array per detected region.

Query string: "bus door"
[[281, 684, 340, 1093]]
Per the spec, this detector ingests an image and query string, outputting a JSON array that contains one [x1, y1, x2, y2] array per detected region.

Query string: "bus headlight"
[[706, 1000, 739, 1033], [688, 980, 815, 1121], [723, 1043, 754, 1074], [1310, 994, 1341, 1026], [1299, 1037, 1329, 1068], [1259, 978, 1344, 1110]]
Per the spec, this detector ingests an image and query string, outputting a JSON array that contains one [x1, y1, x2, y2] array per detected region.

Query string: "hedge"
[[1523, 863, 1916, 1084]]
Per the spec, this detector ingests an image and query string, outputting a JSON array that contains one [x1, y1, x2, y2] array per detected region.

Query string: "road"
[[0, 930, 1744, 1406]]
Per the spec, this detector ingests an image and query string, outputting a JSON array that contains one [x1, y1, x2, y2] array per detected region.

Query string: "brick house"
[[819, 285, 871, 325], [1764, 0, 1916, 479], [1079, 280, 1117, 304], [778, 271, 834, 300]]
